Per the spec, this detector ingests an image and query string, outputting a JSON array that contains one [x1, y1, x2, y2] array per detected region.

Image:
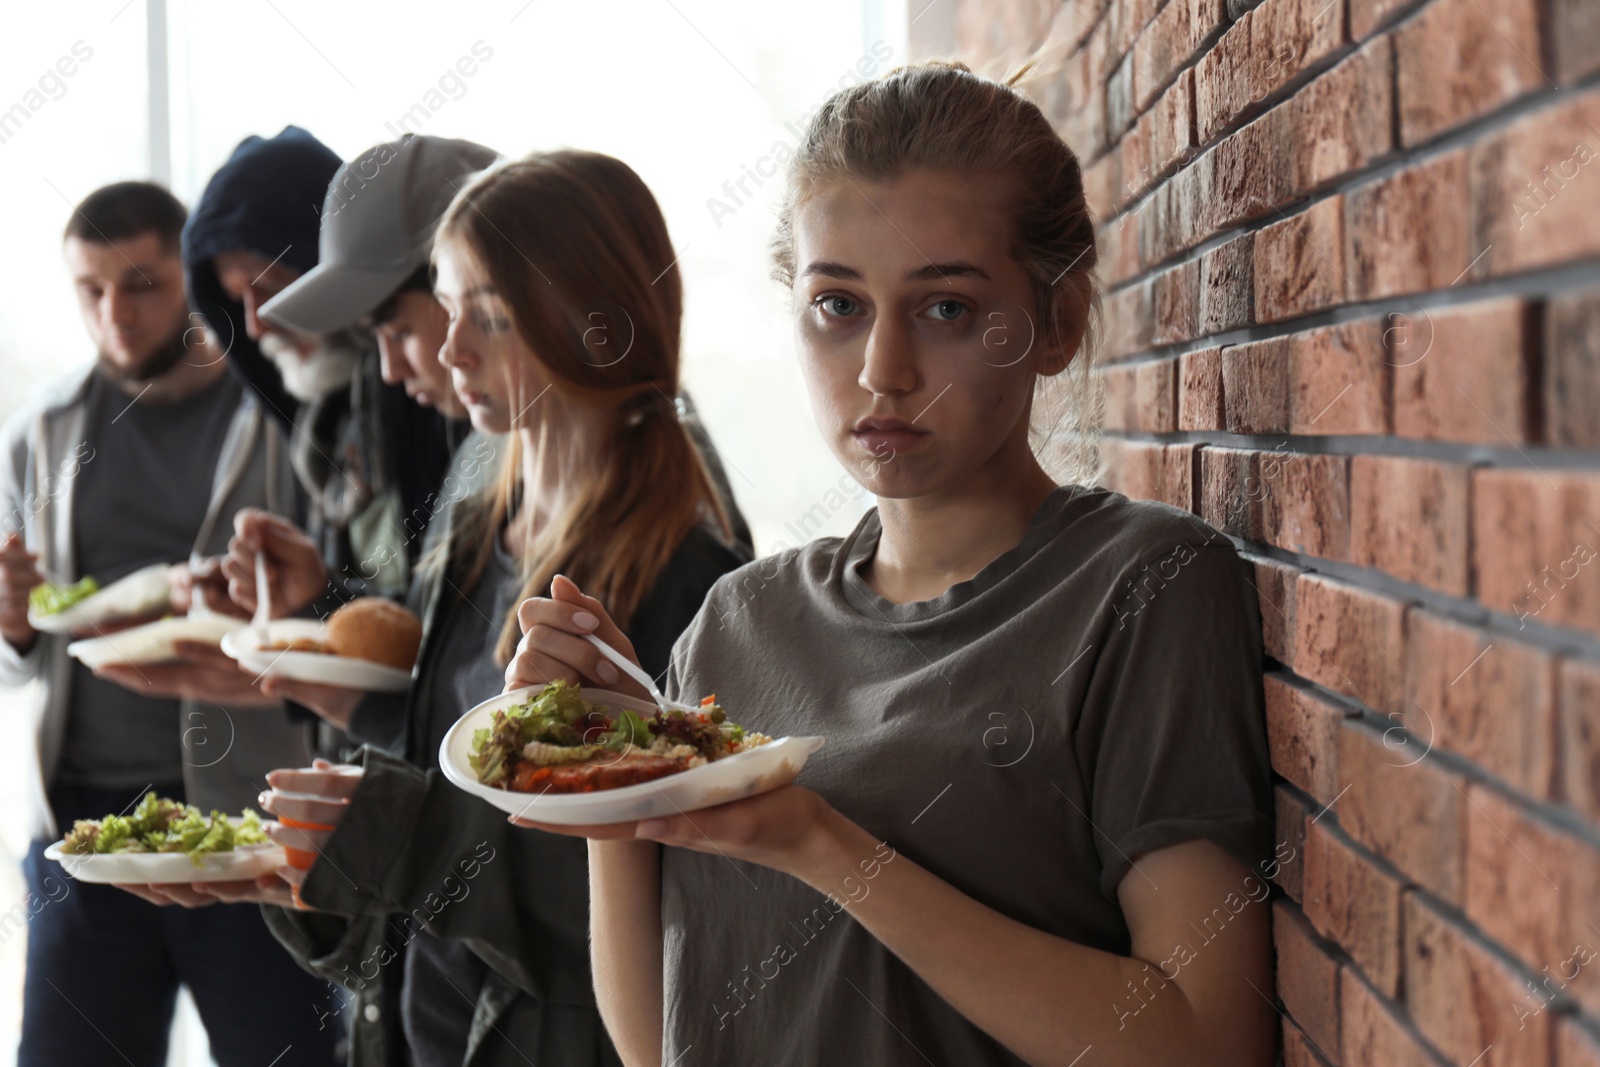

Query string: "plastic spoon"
[[583, 633, 699, 716]]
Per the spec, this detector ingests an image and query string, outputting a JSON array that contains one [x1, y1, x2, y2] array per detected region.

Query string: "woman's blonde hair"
[[435, 150, 731, 663], [770, 60, 1104, 484]]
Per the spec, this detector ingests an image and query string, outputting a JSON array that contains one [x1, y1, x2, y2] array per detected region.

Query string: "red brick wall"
[[914, 1, 1600, 1063]]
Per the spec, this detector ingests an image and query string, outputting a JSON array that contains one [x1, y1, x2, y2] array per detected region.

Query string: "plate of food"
[[221, 597, 420, 693], [45, 792, 285, 884], [65, 611, 238, 669], [28, 563, 172, 635], [440, 679, 826, 825]]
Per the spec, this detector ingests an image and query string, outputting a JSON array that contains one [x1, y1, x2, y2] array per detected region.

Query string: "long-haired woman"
[[249, 150, 749, 1066]]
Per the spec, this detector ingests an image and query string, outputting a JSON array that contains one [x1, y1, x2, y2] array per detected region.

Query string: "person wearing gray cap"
[[262, 133, 497, 422]]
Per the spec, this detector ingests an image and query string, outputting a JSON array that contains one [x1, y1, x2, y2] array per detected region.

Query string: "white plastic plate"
[[66, 614, 238, 669], [221, 619, 412, 693], [440, 684, 826, 826], [29, 563, 172, 634], [44, 841, 286, 884]]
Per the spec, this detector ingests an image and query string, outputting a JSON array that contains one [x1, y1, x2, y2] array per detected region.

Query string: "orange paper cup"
[[278, 814, 335, 909]]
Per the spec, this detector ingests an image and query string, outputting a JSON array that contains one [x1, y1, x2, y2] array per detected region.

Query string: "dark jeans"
[[18, 782, 345, 1066]]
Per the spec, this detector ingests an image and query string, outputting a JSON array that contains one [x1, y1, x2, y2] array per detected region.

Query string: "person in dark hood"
[[182, 126, 456, 604]]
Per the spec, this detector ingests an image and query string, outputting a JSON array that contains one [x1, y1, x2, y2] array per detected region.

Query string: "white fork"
[[583, 633, 701, 716]]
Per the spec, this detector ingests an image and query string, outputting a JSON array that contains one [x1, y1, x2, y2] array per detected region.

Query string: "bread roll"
[[325, 597, 422, 672]]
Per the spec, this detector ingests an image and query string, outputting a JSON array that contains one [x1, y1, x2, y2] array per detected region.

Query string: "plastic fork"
[[253, 552, 271, 643], [583, 633, 700, 716]]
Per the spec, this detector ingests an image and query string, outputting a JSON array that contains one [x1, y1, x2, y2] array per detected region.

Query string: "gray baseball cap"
[[261, 133, 499, 334]]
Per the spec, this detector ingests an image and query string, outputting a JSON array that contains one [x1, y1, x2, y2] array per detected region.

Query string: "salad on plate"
[[470, 680, 771, 794], [60, 792, 270, 867]]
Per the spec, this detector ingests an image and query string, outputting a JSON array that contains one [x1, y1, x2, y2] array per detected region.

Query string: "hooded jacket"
[[182, 126, 456, 595]]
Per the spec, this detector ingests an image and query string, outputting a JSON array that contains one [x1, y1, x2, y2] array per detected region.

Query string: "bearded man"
[[0, 180, 338, 1066]]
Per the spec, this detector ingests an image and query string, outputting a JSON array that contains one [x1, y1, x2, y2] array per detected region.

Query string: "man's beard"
[[260, 329, 364, 403], [97, 326, 191, 386]]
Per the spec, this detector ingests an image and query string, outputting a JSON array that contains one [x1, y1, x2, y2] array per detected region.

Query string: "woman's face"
[[433, 237, 550, 436], [790, 168, 1068, 501]]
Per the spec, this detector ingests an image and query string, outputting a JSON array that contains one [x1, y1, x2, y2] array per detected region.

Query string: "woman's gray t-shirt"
[[660, 484, 1273, 1066]]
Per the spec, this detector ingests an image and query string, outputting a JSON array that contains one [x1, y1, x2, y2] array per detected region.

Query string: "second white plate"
[[66, 614, 238, 669], [222, 619, 413, 693], [45, 841, 287, 884]]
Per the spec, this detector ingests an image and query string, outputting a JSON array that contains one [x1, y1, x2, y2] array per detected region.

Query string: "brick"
[[1560, 1018, 1600, 1067], [1471, 469, 1558, 618], [1349, 456, 1470, 595], [1293, 572, 1406, 714], [1131, 0, 1229, 115], [1470, 88, 1600, 280], [1274, 900, 1343, 1062], [1107, 49, 1136, 140], [1119, 122, 1151, 210], [1295, 35, 1394, 194], [1266, 675, 1348, 803], [1288, 318, 1390, 435], [1559, 658, 1600, 822], [1210, 108, 1300, 236], [1258, 452, 1351, 560], [1546, 476, 1600, 632], [1338, 719, 1465, 905], [1255, 195, 1345, 322], [1403, 891, 1551, 1067], [1170, 143, 1219, 253], [1099, 213, 1143, 286], [1345, 149, 1472, 302], [1195, 0, 1349, 144], [1404, 609, 1557, 798], [1145, 68, 1195, 187], [1247, 551, 1300, 663], [1305, 819, 1404, 996], [1178, 347, 1226, 430], [1223, 338, 1290, 432], [1463, 783, 1600, 1013], [1472, 470, 1600, 634], [1275, 783, 1311, 901], [1281, 1021, 1335, 1067], [1553, 0, 1600, 84], [1102, 358, 1178, 432], [1395, 0, 1545, 147], [1348, 0, 1427, 36], [1101, 280, 1153, 361], [1152, 258, 1201, 345], [1103, 441, 1197, 510], [1199, 230, 1254, 334], [1192, 2, 1253, 144], [1340, 969, 1441, 1067], [1199, 445, 1257, 539], [1546, 282, 1600, 448], [1392, 297, 1536, 444], [1107, 0, 1165, 63]]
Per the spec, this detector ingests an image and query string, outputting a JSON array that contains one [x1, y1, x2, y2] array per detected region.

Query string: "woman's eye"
[[814, 295, 859, 318], [925, 299, 967, 322]]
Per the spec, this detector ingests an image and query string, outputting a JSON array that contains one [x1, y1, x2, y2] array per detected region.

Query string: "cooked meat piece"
[[509, 752, 689, 794], [325, 597, 422, 671], [265, 636, 326, 653]]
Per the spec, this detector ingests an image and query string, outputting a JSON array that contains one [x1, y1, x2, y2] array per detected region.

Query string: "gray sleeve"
[[0, 408, 44, 683], [1077, 541, 1275, 900]]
